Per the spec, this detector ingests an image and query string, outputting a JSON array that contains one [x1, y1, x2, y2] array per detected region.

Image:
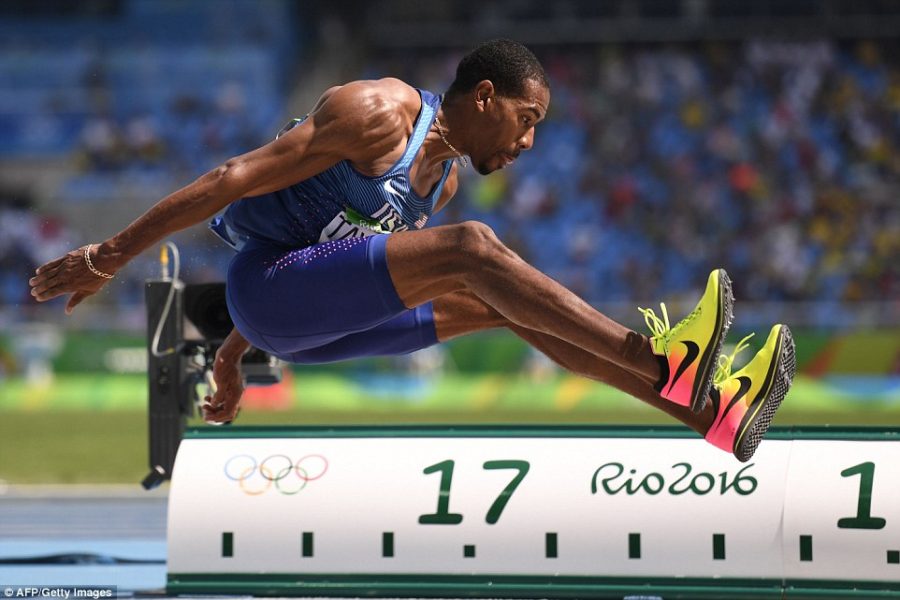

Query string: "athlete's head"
[[444, 39, 550, 175]]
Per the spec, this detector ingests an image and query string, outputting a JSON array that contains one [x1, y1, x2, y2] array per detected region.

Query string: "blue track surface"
[[0, 489, 167, 595]]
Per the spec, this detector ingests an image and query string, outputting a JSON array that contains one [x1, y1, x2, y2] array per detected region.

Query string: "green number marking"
[[302, 531, 314, 557], [545, 532, 558, 558], [799, 535, 813, 562], [712, 533, 726, 560], [222, 531, 233, 558], [382, 532, 394, 558], [419, 459, 530, 525], [837, 462, 886, 530], [628, 533, 641, 559], [419, 460, 463, 525], [483, 460, 530, 524]]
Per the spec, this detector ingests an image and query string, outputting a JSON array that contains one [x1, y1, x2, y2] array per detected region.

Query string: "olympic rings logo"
[[224, 454, 329, 496]]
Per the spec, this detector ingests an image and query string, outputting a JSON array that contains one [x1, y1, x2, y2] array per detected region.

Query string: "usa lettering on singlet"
[[210, 88, 453, 251]]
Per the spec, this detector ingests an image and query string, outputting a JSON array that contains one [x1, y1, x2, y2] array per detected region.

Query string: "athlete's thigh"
[[385, 221, 517, 308], [225, 235, 407, 355]]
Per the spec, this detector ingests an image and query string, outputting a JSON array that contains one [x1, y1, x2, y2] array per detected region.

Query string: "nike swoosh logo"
[[667, 340, 700, 394], [720, 375, 753, 421], [382, 178, 406, 200]]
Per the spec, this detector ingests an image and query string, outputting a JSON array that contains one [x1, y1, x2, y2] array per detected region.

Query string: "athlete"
[[28, 40, 794, 461]]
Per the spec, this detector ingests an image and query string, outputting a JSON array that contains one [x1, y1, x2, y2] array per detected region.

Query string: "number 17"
[[419, 459, 531, 525]]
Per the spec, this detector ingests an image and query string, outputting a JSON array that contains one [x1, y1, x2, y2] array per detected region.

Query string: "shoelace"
[[638, 303, 671, 340], [638, 302, 701, 351], [713, 333, 755, 385]]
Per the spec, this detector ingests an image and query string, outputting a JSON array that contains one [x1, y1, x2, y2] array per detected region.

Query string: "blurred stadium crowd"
[[0, 1, 897, 328]]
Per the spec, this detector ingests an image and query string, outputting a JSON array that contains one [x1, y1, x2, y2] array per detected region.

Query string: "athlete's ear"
[[473, 80, 495, 113]]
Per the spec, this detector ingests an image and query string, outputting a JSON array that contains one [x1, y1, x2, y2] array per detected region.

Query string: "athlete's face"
[[470, 79, 550, 175]]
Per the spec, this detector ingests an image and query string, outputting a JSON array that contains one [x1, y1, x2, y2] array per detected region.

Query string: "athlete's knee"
[[453, 221, 504, 263]]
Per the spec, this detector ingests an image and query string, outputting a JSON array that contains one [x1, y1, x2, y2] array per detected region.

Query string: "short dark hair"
[[446, 39, 549, 100]]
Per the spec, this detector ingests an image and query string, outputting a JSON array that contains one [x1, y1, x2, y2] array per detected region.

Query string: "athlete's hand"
[[29, 245, 118, 315], [202, 348, 245, 425]]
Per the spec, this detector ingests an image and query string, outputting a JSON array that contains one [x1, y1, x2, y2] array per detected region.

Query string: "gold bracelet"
[[84, 244, 114, 279]]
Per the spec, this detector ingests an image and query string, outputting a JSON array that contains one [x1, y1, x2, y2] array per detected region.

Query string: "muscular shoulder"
[[337, 78, 419, 124], [312, 78, 421, 163]]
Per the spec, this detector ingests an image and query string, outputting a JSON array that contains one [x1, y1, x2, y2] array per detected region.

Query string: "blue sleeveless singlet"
[[210, 88, 452, 251]]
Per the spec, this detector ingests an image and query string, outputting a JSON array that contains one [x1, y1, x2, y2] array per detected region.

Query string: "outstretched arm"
[[28, 80, 410, 313]]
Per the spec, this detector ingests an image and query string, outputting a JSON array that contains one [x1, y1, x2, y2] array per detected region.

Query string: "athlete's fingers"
[[29, 266, 63, 291], [202, 394, 227, 417], [201, 401, 220, 423], [201, 407, 216, 422], [34, 255, 66, 275], [31, 282, 66, 302], [32, 274, 79, 300], [29, 265, 55, 287], [202, 401, 235, 425], [217, 400, 238, 422], [202, 397, 221, 413], [29, 272, 50, 289], [214, 404, 238, 425], [30, 280, 50, 297], [204, 387, 240, 422], [35, 260, 75, 287], [39, 259, 68, 281]]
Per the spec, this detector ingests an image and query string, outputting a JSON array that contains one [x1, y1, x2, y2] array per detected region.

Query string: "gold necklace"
[[434, 116, 468, 168]]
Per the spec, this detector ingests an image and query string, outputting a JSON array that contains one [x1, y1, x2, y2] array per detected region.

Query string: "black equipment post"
[[142, 280, 192, 489]]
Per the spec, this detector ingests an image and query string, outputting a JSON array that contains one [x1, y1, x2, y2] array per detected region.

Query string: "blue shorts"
[[225, 235, 438, 364]]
